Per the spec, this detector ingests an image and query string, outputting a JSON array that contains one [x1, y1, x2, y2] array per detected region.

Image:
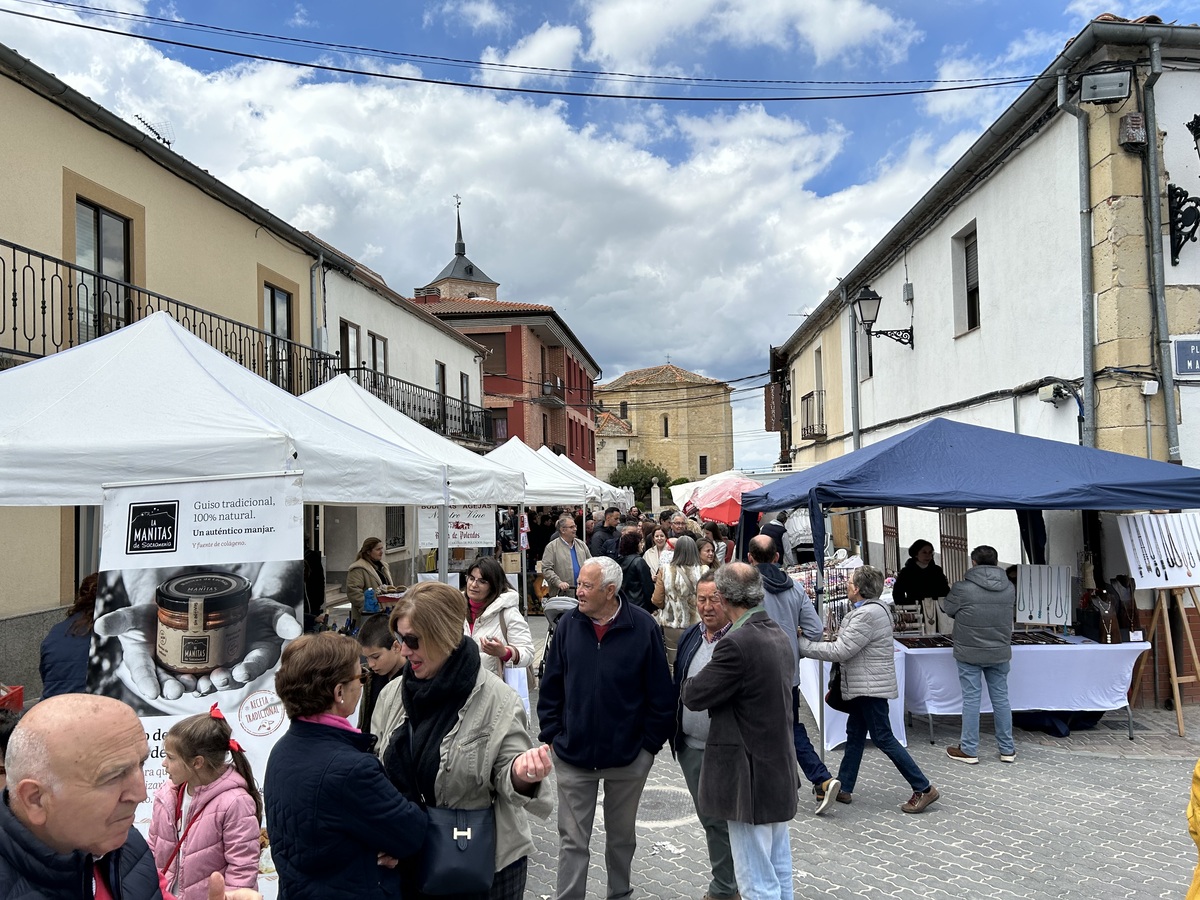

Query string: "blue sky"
[[3, 0, 1199, 471]]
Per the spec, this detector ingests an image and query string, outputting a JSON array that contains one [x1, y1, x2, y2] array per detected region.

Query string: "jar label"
[[157, 613, 248, 674]]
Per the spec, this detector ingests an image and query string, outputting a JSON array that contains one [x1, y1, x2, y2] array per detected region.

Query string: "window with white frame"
[[953, 223, 981, 335], [367, 332, 387, 374]]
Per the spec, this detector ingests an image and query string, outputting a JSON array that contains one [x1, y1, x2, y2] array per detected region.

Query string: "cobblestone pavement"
[[522, 616, 1200, 899]]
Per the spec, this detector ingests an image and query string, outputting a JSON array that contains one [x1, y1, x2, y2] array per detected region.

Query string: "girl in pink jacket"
[[149, 704, 263, 900]]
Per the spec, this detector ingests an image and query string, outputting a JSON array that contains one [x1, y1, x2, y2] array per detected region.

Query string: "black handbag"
[[410, 730, 496, 895], [418, 806, 496, 895], [825, 662, 854, 713]]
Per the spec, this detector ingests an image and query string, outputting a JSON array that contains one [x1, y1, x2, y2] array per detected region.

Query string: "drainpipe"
[[309, 252, 325, 353], [846, 285, 861, 450], [1058, 70, 1097, 448], [1143, 38, 1183, 462]]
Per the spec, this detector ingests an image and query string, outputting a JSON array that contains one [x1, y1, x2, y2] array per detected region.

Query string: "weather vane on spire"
[[453, 193, 462, 209]]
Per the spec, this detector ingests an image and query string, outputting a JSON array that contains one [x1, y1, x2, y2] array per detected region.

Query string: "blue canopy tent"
[[741, 418, 1200, 564]]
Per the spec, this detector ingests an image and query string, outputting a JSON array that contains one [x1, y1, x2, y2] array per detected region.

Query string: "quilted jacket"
[[148, 767, 260, 900], [0, 794, 162, 899], [942, 565, 1015, 665], [797, 599, 897, 700]]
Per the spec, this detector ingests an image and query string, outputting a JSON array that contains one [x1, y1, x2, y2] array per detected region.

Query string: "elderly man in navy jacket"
[[538, 556, 676, 900]]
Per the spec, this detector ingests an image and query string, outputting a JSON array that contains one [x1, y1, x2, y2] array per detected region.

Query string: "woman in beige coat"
[[372, 583, 553, 899], [345, 536, 396, 625]]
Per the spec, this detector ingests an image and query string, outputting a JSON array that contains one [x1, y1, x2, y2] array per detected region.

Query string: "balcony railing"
[[348, 367, 495, 447], [0, 237, 337, 393], [800, 390, 827, 441], [534, 373, 566, 407]]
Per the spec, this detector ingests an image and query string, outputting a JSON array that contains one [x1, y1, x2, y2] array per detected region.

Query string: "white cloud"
[[288, 3, 315, 28], [426, 0, 512, 33], [479, 23, 582, 88]]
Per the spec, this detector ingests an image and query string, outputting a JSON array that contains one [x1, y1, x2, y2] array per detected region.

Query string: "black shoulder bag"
[[825, 662, 854, 713]]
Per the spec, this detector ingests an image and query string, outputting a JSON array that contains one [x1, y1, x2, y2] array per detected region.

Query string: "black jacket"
[[537, 601, 676, 769], [617, 555, 656, 615], [265, 720, 427, 900], [589, 524, 618, 558], [0, 794, 162, 899], [670, 622, 705, 753], [891, 559, 951, 604]]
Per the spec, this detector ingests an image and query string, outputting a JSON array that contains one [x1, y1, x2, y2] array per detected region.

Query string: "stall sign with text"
[[417, 504, 497, 548]]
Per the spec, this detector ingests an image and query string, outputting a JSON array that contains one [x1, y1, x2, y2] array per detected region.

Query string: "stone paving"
[[521, 616, 1200, 899]]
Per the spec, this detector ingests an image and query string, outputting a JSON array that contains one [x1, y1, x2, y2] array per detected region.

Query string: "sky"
[[2, 0, 1199, 473]]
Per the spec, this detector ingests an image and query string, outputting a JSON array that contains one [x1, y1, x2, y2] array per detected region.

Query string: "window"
[[542, 414, 549, 446], [493, 410, 509, 441], [339, 320, 360, 374], [699, 455, 708, 476], [75, 199, 130, 342], [662, 415, 669, 438], [368, 332, 387, 374], [953, 224, 981, 335], [263, 283, 294, 388], [477, 334, 507, 374], [385, 507, 406, 550], [434, 361, 447, 428], [619, 401, 628, 419], [616, 449, 627, 467], [460, 372, 470, 405]]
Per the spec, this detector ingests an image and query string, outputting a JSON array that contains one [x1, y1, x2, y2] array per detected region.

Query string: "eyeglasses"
[[393, 630, 421, 651], [466, 574, 490, 585]]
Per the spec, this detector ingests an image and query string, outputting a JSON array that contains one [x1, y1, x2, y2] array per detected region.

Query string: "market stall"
[[741, 418, 1200, 745]]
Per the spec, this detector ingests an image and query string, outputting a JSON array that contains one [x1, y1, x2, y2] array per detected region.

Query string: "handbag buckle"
[[452, 827, 472, 840]]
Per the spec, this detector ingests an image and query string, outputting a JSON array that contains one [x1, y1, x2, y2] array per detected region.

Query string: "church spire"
[[454, 194, 465, 257]]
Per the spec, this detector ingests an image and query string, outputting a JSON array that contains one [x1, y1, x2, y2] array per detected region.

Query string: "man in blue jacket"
[[538, 556, 676, 900]]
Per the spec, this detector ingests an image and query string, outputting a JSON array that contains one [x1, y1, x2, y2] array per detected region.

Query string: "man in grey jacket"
[[943, 545, 1017, 765], [748, 535, 841, 814]]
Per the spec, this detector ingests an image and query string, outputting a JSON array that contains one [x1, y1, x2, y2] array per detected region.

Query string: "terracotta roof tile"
[[598, 363, 723, 391], [423, 298, 556, 315], [597, 411, 634, 435]]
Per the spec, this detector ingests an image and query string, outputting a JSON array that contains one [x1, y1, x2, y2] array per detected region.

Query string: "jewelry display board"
[[1015, 565, 1072, 626], [1117, 513, 1200, 589]]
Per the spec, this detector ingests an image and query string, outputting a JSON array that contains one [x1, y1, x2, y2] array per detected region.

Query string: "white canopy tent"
[[302, 376, 525, 505], [535, 446, 630, 508], [0, 312, 447, 505], [485, 437, 586, 506]]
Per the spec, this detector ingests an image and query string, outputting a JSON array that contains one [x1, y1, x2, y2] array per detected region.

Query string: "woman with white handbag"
[[463, 556, 535, 710]]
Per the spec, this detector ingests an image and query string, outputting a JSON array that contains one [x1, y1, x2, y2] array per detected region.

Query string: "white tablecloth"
[[902, 639, 1150, 715], [798, 642, 908, 751]]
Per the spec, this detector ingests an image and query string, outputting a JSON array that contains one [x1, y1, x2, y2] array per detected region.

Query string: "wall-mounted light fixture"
[[1168, 114, 1200, 265], [852, 286, 914, 349]]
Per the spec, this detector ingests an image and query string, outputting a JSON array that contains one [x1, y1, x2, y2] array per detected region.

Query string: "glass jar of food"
[[155, 571, 251, 675]]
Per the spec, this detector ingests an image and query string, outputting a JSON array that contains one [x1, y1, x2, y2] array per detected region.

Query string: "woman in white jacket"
[[463, 555, 535, 679]]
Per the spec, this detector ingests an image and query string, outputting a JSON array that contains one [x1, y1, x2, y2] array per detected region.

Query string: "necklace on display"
[[1037, 565, 1046, 623], [1126, 517, 1145, 578], [1154, 517, 1177, 578], [1053, 567, 1067, 624], [1016, 568, 1029, 619], [1095, 595, 1114, 644], [1025, 566, 1034, 621], [1165, 517, 1191, 578], [1136, 517, 1161, 578], [1182, 514, 1198, 571]]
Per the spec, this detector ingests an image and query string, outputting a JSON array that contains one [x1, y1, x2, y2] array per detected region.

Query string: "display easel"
[[1130, 586, 1200, 736]]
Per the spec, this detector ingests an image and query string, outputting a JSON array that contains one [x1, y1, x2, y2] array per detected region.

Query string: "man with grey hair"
[[538, 557, 676, 900], [682, 563, 799, 900], [1, 693, 260, 899], [541, 514, 590, 598]]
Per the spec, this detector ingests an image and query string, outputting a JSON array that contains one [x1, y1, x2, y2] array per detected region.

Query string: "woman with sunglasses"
[[462, 556, 535, 681], [372, 583, 553, 900], [265, 631, 427, 900]]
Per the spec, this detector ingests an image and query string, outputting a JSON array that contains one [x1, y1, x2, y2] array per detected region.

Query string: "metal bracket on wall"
[[1168, 183, 1200, 265]]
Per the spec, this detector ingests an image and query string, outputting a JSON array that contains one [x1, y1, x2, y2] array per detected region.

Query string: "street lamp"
[[852, 286, 914, 349], [1167, 114, 1200, 265]]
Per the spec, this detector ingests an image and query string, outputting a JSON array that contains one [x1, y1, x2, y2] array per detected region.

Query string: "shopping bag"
[[504, 666, 530, 715]]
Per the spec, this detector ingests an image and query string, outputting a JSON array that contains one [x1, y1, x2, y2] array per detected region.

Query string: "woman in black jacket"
[[616, 529, 656, 615], [266, 632, 427, 900], [892, 539, 952, 634]]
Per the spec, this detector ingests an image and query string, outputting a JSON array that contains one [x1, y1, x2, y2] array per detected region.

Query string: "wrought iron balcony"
[[347, 367, 495, 447], [800, 390, 827, 441], [0, 237, 337, 393], [534, 372, 566, 407]]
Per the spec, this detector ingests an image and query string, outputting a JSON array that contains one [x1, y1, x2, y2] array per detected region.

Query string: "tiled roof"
[[424, 298, 556, 315], [597, 411, 633, 435], [598, 363, 723, 391]]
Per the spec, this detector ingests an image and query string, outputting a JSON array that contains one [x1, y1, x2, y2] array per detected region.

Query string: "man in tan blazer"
[[541, 515, 590, 598]]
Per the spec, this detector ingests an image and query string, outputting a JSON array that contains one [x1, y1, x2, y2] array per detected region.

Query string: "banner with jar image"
[[95, 472, 305, 898]]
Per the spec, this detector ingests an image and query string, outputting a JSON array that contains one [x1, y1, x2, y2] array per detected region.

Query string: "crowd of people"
[[8, 502, 1054, 900]]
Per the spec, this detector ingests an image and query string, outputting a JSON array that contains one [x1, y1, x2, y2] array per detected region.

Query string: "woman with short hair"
[[265, 632, 427, 900], [372, 583, 554, 899], [797, 565, 940, 814]]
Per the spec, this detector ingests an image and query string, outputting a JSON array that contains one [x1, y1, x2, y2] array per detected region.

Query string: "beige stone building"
[[596, 364, 734, 484]]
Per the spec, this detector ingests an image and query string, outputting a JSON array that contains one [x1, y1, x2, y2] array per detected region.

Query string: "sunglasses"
[[347, 665, 369, 685], [393, 631, 421, 651]]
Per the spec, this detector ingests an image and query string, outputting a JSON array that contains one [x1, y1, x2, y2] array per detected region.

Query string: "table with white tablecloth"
[[902, 637, 1150, 741], [799, 641, 908, 752]]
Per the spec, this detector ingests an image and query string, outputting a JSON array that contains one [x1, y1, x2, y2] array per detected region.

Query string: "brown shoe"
[[835, 791, 852, 804], [901, 786, 940, 813]]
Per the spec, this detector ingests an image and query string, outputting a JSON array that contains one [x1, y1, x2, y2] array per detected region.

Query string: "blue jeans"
[[956, 660, 1014, 756], [838, 696, 930, 795], [793, 685, 833, 785], [726, 820, 793, 900]]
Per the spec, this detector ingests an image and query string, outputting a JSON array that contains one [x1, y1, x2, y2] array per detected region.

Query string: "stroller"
[[537, 596, 579, 680]]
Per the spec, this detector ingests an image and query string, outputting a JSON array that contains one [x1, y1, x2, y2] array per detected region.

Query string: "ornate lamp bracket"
[[1169, 183, 1200, 266]]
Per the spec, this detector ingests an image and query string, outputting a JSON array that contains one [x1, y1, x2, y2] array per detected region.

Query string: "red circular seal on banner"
[[238, 690, 285, 736]]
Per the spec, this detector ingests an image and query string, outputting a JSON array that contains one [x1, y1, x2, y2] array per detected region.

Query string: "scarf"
[[369, 557, 387, 583], [383, 636, 480, 804]]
